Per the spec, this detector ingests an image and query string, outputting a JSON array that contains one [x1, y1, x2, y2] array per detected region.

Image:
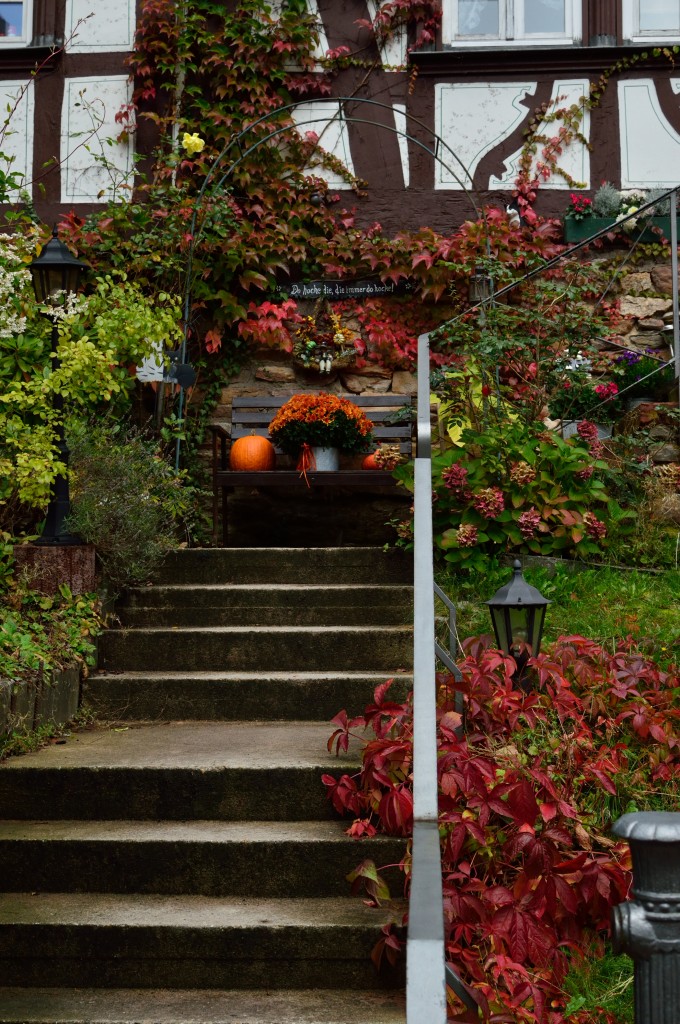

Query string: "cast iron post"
[[611, 812, 680, 1022]]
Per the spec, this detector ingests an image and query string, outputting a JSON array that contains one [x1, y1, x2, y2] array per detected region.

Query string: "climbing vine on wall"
[[59, 0, 479, 374], [512, 45, 680, 220]]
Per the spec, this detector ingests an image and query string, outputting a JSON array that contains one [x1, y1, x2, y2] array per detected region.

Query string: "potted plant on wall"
[[547, 367, 621, 438], [563, 183, 676, 244], [613, 349, 676, 410], [269, 392, 374, 471]]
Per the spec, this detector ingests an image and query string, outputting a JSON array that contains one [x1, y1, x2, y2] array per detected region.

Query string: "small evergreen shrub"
[[66, 420, 197, 592]]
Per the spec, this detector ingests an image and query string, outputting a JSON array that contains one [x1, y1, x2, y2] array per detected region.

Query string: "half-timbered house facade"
[[2, 1, 680, 233]]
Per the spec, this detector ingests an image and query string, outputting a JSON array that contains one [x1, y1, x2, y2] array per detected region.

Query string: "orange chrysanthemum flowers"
[[269, 392, 373, 456]]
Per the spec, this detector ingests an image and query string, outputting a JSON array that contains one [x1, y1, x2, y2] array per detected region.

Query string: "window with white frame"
[[442, 0, 581, 46], [0, 1, 32, 44], [623, 1, 680, 40]]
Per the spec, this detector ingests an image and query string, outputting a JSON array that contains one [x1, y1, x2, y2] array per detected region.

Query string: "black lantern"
[[28, 228, 87, 545], [468, 267, 493, 305], [486, 560, 550, 669], [29, 227, 88, 305]]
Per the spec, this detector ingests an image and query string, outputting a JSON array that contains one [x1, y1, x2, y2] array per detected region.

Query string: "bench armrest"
[[209, 424, 231, 472]]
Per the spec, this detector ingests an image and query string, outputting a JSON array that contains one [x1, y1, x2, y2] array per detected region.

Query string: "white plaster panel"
[[393, 104, 409, 187], [61, 76, 134, 203], [0, 80, 34, 199], [619, 79, 680, 187], [435, 82, 536, 190], [490, 79, 590, 190], [291, 101, 355, 187], [366, 1, 406, 67], [66, 0, 135, 52]]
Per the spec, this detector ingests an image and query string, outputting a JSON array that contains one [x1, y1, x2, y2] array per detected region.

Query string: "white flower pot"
[[311, 446, 339, 470]]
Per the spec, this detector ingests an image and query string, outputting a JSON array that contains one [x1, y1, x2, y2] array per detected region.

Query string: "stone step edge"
[[0, 987, 406, 1024], [169, 546, 402, 553], [124, 583, 413, 591], [98, 622, 411, 630], [0, 892, 406, 927], [86, 670, 413, 680], [0, 820, 401, 842]]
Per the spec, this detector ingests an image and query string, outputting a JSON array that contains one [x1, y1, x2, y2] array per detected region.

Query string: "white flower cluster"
[[43, 289, 89, 323], [0, 264, 29, 339]]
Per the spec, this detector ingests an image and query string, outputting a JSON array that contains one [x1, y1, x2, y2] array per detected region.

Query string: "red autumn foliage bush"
[[324, 635, 680, 1022]]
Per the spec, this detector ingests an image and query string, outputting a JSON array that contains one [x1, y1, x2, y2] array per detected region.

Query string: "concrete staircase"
[[0, 547, 413, 1024]]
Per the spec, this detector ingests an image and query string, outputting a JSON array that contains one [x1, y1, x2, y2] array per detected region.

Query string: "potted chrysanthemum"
[[269, 392, 373, 471]]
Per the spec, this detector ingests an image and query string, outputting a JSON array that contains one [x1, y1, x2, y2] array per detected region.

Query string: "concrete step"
[[0, 722, 361, 821], [117, 584, 413, 628], [0, 987, 406, 1023], [120, 583, 413, 610], [98, 625, 413, 674], [0, 819, 405, 898], [83, 671, 412, 721], [0, 893, 406, 989], [155, 547, 413, 586]]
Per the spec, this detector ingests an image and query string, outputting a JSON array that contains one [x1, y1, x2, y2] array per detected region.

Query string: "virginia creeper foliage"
[[325, 636, 679, 1022]]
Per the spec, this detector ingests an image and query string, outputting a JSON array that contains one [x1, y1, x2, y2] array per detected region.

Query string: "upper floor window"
[[442, 0, 581, 46], [0, 1, 31, 43], [623, 1, 680, 39]]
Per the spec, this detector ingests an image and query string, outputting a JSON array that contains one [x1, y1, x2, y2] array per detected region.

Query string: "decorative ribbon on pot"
[[296, 442, 316, 487]]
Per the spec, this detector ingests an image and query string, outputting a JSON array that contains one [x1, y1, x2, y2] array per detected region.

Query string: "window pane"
[[640, 0, 680, 32], [0, 3, 24, 38], [458, 0, 499, 36], [524, 0, 565, 34]]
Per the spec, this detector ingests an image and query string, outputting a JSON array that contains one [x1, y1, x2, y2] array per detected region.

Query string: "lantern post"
[[28, 228, 87, 545]]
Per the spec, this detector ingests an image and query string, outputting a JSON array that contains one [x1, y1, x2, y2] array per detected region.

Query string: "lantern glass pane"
[[508, 605, 531, 648], [48, 266, 68, 299], [490, 606, 511, 652], [529, 605, 546, 652], [29, 266, 46, 303]]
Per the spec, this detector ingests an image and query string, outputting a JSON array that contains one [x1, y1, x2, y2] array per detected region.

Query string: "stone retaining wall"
[[211, 353, 417, 429], [0, 666, 81, 739]]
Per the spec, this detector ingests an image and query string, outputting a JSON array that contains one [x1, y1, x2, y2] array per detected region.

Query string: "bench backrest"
[[230, 394, 414, 455]]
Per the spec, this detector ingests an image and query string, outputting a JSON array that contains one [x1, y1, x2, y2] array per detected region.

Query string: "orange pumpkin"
[[362, 451, 380, 470], [230, 434, 276, 471]]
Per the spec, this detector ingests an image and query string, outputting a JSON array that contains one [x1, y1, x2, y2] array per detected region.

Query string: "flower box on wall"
[[563, 216, 677, 245]]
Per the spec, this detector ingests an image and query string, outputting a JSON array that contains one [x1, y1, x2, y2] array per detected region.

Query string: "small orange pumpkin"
[[362, 451, 380, 470], [230, 434, 276, 471]]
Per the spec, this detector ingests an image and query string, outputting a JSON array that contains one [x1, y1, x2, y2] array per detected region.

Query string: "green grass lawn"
[[438, 562, 680, 671]]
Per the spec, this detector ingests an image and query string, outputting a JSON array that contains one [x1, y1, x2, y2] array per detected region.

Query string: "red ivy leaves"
[[325, 641, 678, 1022]]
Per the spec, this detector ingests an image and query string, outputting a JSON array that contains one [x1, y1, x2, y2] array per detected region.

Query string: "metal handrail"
[[406, 332, 447, 1022]]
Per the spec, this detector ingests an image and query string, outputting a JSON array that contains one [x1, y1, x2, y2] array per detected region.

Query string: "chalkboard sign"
[[275, 277, 413, 301]]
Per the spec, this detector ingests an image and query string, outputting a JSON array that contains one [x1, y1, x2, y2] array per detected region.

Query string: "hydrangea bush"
[[393, 418, 630, 571]]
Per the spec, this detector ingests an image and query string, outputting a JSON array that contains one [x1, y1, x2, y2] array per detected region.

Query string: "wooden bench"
[[209, 394, 414, 545]]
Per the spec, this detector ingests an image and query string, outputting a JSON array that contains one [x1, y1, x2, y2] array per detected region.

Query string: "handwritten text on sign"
[[277, 278, 413, 301]]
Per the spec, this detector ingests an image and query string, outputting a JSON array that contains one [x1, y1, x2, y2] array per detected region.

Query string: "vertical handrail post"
[[406, 333, 446, 1023], [671, 187, 680, 380], [671, 189, 680, 442], [611, 812, 680, 1022]]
